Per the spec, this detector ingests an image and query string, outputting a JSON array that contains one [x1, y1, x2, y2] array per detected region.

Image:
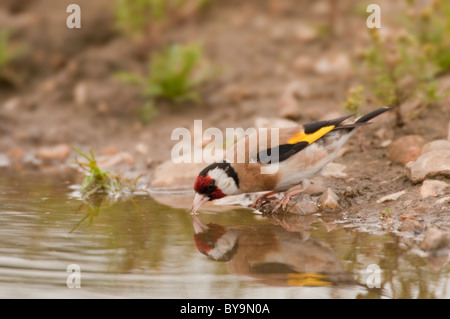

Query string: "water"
[[0, 172, 448, 298]]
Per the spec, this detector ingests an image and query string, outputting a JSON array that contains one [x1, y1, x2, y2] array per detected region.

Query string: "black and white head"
[[191, 162, 240, 214], [191, 215, 239, 262]]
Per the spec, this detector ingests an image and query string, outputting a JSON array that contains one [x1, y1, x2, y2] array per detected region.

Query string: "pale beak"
[[191, 215, 209, 233], [191, 193, 209, 214]]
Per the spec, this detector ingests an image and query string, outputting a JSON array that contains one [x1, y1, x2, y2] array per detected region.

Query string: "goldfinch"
[[191, 215, 355, 286], [191, 107, 392, 214]]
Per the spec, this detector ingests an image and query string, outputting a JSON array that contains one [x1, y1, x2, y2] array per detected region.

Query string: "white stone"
[[376, 190, 406, 203]]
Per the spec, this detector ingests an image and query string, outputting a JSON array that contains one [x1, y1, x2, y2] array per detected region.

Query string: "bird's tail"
[[354, 106, 393, 124]]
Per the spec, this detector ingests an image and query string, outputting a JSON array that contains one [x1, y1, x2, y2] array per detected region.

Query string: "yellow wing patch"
[[288, 125, 335, 145], [287, 273, 333, 287]]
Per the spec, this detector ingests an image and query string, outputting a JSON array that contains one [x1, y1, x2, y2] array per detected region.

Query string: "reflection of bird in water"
[[191, 215, 357, 287]]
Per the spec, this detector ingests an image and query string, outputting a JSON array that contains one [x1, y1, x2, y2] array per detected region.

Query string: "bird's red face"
[[191, 174, 226, 214], [194, 175, 226, 200], [191, 162, 240, 214]]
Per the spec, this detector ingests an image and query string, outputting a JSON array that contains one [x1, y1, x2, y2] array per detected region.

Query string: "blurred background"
[[0, 0, 449, 172], [0, 0, 449, 299]]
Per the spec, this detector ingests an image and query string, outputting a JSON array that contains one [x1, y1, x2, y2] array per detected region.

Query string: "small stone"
[[288, 197, 319, 215], [135, 143, 148, 155], [318, 188, 340, 211], [293, 55, 313, 73], [420, 140, 450, 155], [36, 144, 71, 161], [41, 79, 57, 93], [96, 102, 109, 114], [7, 147, 24, 161], [151, 160, 207, 188], [321, 162, 347, 178], [406, 150, 450, 183], [74, 82, 88, 106], [387, 135, 425, 166], [398, 218, 423, 233], [0, 154, 10, 167], [277, 81, 311, 119], [436, 196, 450, 205], [376, 190, 406, 203], [294, 24, 318, 43], [100, 146, 118, 156], [97, 152, 135, 169], [420, 226, 450, 251], [278, 94, 300, 119], [313, 53, 351, 75], [420, 179, 449, 198], [3, 97, 22, 112]]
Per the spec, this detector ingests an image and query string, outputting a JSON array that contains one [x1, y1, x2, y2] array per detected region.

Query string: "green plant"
[[408, 0, 450, 75], [361, 29, 439, 125], [115, 0, 212, 36], [358, 1, 450, 126], [379, 207, 391, 219], [0, 30, 23, 86], [72, 147, 140, 198], [117, 43, 213, 122], [343, 85, 365, 115]]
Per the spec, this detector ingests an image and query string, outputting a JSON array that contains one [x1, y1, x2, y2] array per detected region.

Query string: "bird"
[[191, 106, 393, 214], [191, 215, 357, 287]]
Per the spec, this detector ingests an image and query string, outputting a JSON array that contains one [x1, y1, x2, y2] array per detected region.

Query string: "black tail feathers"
[[355, 106, 393, 124]]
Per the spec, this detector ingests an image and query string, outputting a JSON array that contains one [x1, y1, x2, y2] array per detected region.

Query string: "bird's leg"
[[249, 191, 282, 210], [271, 184, 305, 213]]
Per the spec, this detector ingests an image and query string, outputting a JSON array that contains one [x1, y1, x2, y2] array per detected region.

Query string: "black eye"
[[207, 183, 215, 192]]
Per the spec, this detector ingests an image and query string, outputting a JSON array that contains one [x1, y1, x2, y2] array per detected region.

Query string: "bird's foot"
[[271, 185, 304, 214], [249, 191, 281, 210]]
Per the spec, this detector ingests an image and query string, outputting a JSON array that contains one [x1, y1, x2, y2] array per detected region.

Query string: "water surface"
[[0, 172, 448, 298]]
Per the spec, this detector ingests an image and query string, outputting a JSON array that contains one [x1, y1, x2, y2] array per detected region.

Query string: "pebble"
[[135, 143, 149, 155], [406, 150, 450, 183], [292, 55, 314, 73], [96, 152, 135, 169], [7, 147, 24, 161], [278, 81, 312, 119], [398, 218, 423, 233], [313, 53, 351, 75], [36, 144, 71, 161], [420, 139, 450, 155], [151, 160, 206, 188], [321, 162, 347, 178], [318, 188, 340, 211], [294, 23, 318, 43], [278, 88, 300, 120], [420, 226, 450, 251], [0, 154, 10, 167], [288, 197, 319, 215], [436, 196, 450, 205], [74, 82, 88, 106], [419, 180, 449, 198], [387, 135, 425, 166], [376, 190, 406, 203]]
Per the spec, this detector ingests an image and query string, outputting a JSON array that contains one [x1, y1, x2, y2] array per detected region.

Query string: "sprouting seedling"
[[71, 147, 141, 198], [379, 207, 391, 218]]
